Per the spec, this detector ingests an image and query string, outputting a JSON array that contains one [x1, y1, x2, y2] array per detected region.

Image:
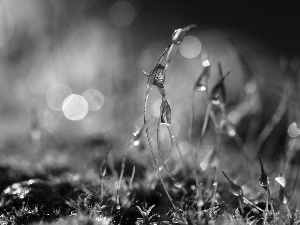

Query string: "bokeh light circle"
[[109, 0, 135, 27], [62, 94, 88, 121], [288, 122, 300, 138], [179, 36, 202, 58], [46, 83, 72, 111], [83, 89, 105, 111]]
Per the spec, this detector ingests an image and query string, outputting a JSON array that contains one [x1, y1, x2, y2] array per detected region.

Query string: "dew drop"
[[174, 182, 182, 189], [200, 162, 208, 171], [199, 86, 207, 91], [282, 195, 288, 204], [201, 51, 212, 67], [211, 99, 221, 105], [172, 218, 179, 224], [197, 199, 204, 208], [225, 123, 236, 137], [133, 140, 140, 146], [288, 122, 300, 138], [100, 164, 107, 178], [275, 177, 286, 187], [202, 60, 211, 67]]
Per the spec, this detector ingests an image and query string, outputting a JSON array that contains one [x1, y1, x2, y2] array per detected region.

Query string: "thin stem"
[[168, 125, 185, 164], [129, 162, 136, 189], [197, 183, 203, 223], [206, 109, 223, 165], [189, 91, 200, 204], [244, 116, 261, 150], [201, 103, 212, 137], [194, 90, 212, 214], [161, 125, 179, 165], [238, 197, 245, 216], [242, 197, 264, 212], [100, 182, 104, 201], [141, 44, 175, 211], [119, 152, 127, 184], [251, 81, 292, 160], [189, 92, 195, 142], [209, 168, 218, 218], [99, 144, 113, 180], [264, 187, 269, 225], [285, 204, 292, 219], [117, 145, 131, 206], [157, 123, 179, 184], [145, 125, 177, 212], [161, 126, 174, 164], [233, 133, 249, 160], [108, 152, 118, 177], [144, 89, 151, 123], [117, 140, 139, 206], [270, 201, 276, 222]]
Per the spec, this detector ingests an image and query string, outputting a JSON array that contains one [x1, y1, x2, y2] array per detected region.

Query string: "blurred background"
[[0, 0, 300, 154]]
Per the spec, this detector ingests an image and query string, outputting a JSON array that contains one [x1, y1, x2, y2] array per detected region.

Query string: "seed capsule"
[[257, 155, 269, 190], [194, 65, 211, 92], [222, 171, 243, 197], [160, 99, 171, 125], [171, 24, 197, 45], [210, 70, 230, 106], [153, 64, 166, 89]]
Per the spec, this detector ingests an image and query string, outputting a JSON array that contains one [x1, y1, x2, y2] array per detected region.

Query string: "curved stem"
[[145, 125, 177, 212], [189, 92, 195, 142], [144, 89, 152, 123], [242, 196, 264, 212], [117, 144, 131, 206], [201, 103, 212, 137], [251, 81, 292, 160], [129, 162, 135, 189], [167, 126, 184, 163], [264, 187, 269, 225], [157, 123, 181, 184], [161, 128, 175, 164]]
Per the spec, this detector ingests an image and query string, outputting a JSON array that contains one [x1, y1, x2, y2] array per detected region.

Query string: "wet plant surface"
[[2, 24, 300, 225], [0, 152, 299, 225]]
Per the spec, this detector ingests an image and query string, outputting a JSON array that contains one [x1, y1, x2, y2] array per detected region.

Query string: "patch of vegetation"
[[1, 25, 300, 225]]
